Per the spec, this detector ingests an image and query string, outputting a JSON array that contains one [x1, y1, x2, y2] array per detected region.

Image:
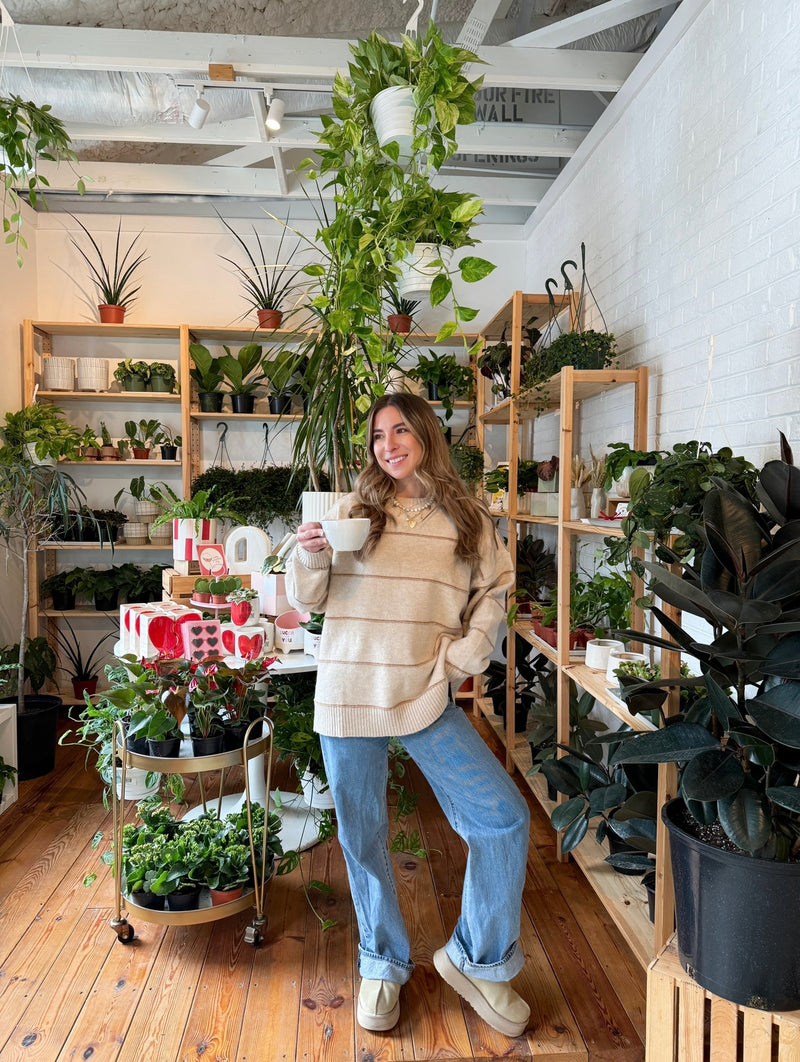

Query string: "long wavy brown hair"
[[350, 393, 491, 563]]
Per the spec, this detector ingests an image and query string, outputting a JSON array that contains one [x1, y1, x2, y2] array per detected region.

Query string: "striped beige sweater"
[[285, 494, 514, 738]]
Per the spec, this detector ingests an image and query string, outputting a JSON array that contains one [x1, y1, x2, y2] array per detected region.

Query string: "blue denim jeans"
[[320, 703, 530, 984]]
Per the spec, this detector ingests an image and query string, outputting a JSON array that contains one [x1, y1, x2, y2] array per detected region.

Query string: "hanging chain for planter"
[[212, 421, 233, 469], [574, 241, 610, 335]]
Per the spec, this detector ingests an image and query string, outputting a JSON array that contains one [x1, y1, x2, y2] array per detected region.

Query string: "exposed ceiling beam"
[[9, 24, 640, 92], [64, 116, 587, 160], [508, 0, 677, 48], [36, 160, 553, 206]]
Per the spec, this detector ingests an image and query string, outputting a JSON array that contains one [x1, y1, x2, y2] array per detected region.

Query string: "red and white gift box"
[[119, 603, 202, 658], [220, 623, 266, 660]]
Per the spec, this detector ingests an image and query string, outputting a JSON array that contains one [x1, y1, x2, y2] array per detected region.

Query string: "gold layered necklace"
[[391, 496, 435, 528]]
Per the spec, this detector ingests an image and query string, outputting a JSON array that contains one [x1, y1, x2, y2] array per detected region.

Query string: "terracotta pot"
[[82, 446, 100, 460], [257, 308, 283, 329], [131, 447, 150, 460], [209, 885, 245, 906], [72, 677, 98, 699], [98, 303, 125, 323], [99, 445, 119, 461], [387, 313, 412, 334]]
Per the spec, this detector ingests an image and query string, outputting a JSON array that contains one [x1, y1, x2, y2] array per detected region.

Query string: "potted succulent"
[[113, 359, 151, 392], [217, 343, 266, 414], [147, 361, 177, 393], [384, 286, 419, 335], [406, 350, 473, 419], [217, 212, 303, 329], [69, 216, 147, 323], [209, 575, 240, 605], [299, 612, 324, 657], [123, 419, 161, 459], [188, 343, 226, 413], [98, 421, 119, 461], [227, 585, 259, 626], [1, 93, 80, 266], [606, 438, 800, 1011]]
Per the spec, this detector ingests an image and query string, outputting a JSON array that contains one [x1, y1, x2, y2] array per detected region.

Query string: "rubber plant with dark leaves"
[[607, 433, 800, 861]]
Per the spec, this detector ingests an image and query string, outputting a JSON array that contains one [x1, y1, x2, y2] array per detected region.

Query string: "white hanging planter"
[[369, 85, 415, 163], [396, 243, 454, 299]]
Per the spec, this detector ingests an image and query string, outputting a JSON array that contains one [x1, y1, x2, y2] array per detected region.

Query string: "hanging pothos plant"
[[0, 93, 84, 266]]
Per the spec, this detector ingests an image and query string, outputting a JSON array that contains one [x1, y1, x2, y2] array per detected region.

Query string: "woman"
[[286, 393, 530, 1038]]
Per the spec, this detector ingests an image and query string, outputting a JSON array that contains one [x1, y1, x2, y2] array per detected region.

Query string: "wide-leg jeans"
[[321, 702, 530, 984]]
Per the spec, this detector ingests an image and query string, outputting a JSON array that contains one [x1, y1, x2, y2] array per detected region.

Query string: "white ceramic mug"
[[321, 518, 370, 551]]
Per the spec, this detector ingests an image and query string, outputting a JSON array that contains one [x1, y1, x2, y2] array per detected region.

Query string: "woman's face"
[[371, 406, 424, 494]]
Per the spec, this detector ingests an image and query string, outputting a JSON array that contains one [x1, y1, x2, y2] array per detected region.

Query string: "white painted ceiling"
[[0, 0, 680, 229]]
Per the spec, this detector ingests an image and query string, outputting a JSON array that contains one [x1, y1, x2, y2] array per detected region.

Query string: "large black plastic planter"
[[663, 797, 800, 1011], [230, 394, 255, 414], [16, 695, 62, 780]]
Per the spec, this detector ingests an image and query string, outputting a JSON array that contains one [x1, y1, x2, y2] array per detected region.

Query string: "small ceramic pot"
[[585, 638, 625, 671]]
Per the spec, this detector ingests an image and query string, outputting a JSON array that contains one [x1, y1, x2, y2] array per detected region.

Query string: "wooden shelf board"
[[479, 400, 512, 425], [37, 390, 179, 402], [562, 519, 625, 538], [40, 541, 171, 550], [186, 324, 313, 342], [38, 608, 119, 617], [32, 322, 181, 338], [190, 411, 303, 421], [511, 514, 558, 526], [565, 663, 656, 731], [513, 619, 587, 666], [481, 294, 555, 340], [59, 460, 181, 467]]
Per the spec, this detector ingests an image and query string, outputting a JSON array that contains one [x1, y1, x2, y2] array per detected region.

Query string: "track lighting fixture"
[[265, 96, 285, 133], [187, 86, 210, 130]]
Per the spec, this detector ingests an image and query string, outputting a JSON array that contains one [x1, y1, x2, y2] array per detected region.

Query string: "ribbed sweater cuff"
[[296, 545, 332, 570]]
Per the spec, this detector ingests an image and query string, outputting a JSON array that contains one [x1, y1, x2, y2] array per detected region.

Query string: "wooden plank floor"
[[0, 712, 645, 1062]]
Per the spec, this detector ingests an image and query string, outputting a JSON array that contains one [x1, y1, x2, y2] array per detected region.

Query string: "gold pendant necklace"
[[391, 496, 434, 528]]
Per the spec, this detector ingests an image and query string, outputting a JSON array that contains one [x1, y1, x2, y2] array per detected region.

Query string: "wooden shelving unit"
[[476, 291, 662, 966]]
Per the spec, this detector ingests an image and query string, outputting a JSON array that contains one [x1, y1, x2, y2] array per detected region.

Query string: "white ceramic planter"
[[585, 638, 625, 671], [303, 628, 322, 657], [42, 356, 75, 391], [275, 610, 309, 652], [396, 243, 454, 299], [369, 85, 415, 163], [124, 521, 149, 545], [299, 768, 336, 810], [76, 357, 109, 392], [114, 765, 161, 801], [606, 650, 648, 684], [172, 517, 218, 563]]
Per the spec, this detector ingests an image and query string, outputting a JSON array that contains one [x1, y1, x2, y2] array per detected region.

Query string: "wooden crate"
[[646, 936, 800, 1062], [162, 568, 251, 605]]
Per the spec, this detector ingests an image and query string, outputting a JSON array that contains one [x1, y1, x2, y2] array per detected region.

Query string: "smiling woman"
[[285, 393, 531, 1038]]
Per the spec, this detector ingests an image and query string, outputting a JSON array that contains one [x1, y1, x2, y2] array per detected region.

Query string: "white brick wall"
[[523, 0, 800, 468]]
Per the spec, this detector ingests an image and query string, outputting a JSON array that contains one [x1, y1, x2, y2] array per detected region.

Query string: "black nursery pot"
[[147, 736, 181, 758], [191, 733, 225, 757], [160, 445, 178, 461], [198, 391, 224, 413], [51, 588, 76, 611], [94, 590, 119, 612], [268, 392, 293, 415], [230, 394, 255, 414], [166, 886, 201, 912], [16, 695, 63, 780], [663, 797, 800, 1011]]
